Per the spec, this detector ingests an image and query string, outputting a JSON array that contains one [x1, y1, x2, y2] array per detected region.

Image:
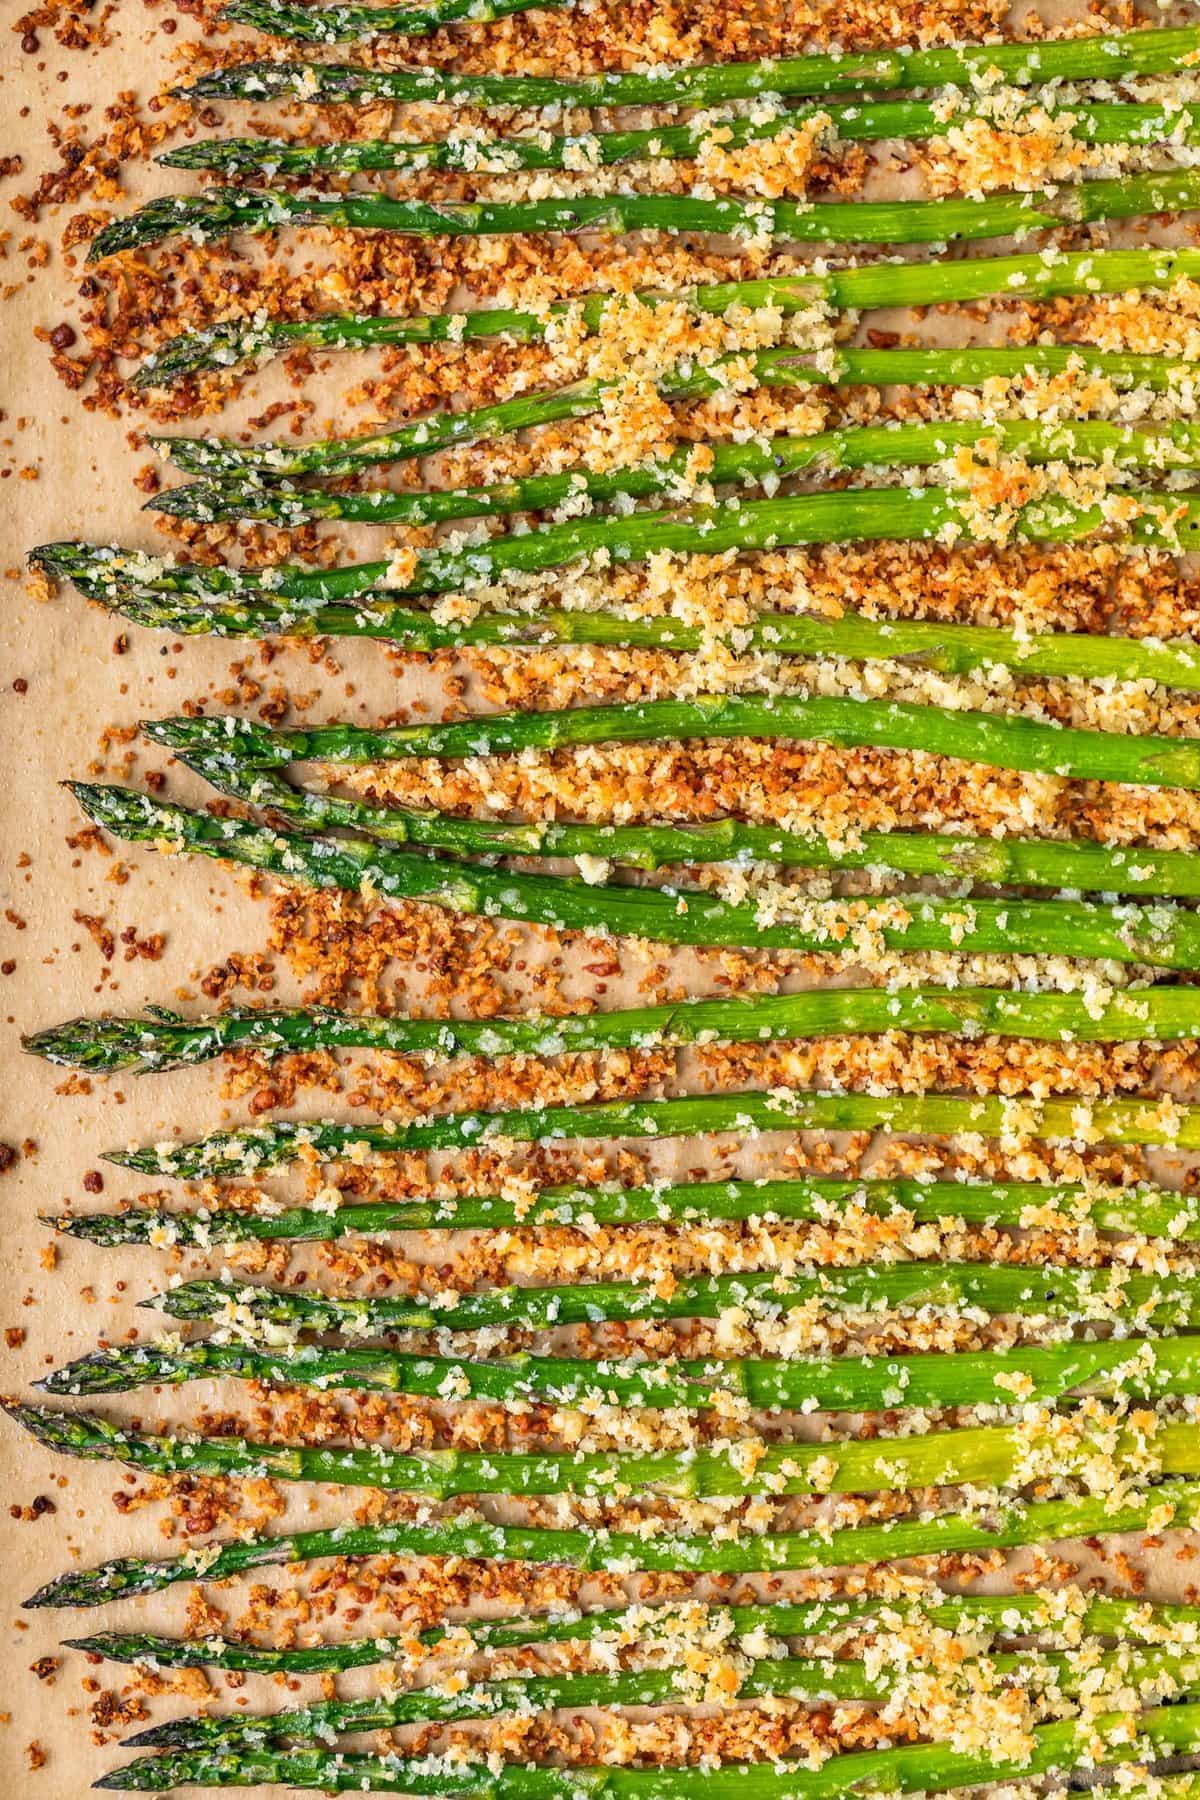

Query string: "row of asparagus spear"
[[85, 168, 1200, 259], [76, 1715, 1200, 1794], [37, 532, 1200, 694], [61, 776, 1200, 967], [17, 1402, 1200, 1499], [54, 25, 1200, 1785], [128, 247, 1200, 387], [27, 1475, 1200, 1606]]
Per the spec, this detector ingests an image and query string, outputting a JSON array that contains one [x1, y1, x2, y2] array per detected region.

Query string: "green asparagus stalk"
[[179, 753, 1200, 901], [109, 1084, 1200, 1177], [144, 1262, 1200, 1331], [79, 582, 1200, 682], [85, 170, 1200, 263], [140, 342, 1200, 478], [108, 1643, 1200, 1750], [29, 1479, 1200, 1608], [129, 248, 1200, 390], [10, 1402, 1199, 1497], [69, 1590, 1200, 1678], [69, 782, 1200, 971], [40, 1333, 1200, 1410], [223, 0, 570, 41], [86, 1699, 1200, 1793], [158, 97, 1200, 179], [176, 25, 1200, 107], [36, 492, 1200, 618], [413, 1589, 1200, 1653], [150, 418, 1200, 531], [31, 985, 1200, 1077], [44, 1173, 1200, 1248], [144, 695, 1200, 794]]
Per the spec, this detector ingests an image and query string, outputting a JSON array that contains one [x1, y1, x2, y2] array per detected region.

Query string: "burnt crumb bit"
[[9, 1494, 57, 1522], [28, 1659, 58, 1684], [0, 1144, 18, 1173], [81, 1170, 103, 1193], [89, 1690, 148, 1730]]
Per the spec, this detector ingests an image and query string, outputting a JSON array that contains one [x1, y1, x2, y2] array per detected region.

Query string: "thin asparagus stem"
[[139, 342, 1200, 477], [69, 783, 1200, 971], [40, 1334, 1200, 1409], [31, 985, 1200, 1077], [86, 1699, 1200, 1793], [79, 582, 1200, 678], [44, 1174, 1200, 1248], [145, 695, 1200, 793], [10, 1402, 1199, 1497], [108, 1644, 1200, 1749], [131, 274, 821, 388], [180, 753, 1200, 900], [223, 0, 571, 41], [36, 492, 1200, 619], [416, 1589, 1200, 1652], [31, 1480, 1200, 1609], [85, 170, 1200, 262], [176, 25, 1200, 107], [68, 1589, 1200, 1676], [129, 248, 1200, 389], [109, 1087, 1200, 1177], [144, 1262, 1200, 1331], [158, 97, 1200, 177], [151, 418, 1200, 531]]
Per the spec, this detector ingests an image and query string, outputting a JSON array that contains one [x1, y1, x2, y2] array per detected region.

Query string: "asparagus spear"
[[144, 1263, 1200, 1331], [10, 1402, 1199, 1497], [40, 1333, 1200, 1409], [69, 783, 1200, 971], [84, 169, 1200, 262], [44, 1174, 1200, 1248], [129, 248, 1200, 389], [31, 985, 1200, 1077], [176, 25, 1200, 107], [151, 418, 1200, 531], [36, 491, 1200, 617], [139, 342, 1200, 478], [82, 581, 1200, 684], [29, 1478, 1200, 1608], [86, 1698, 1200, 1793], [108, 1083, 1200, 1177], [69, 1589, 1200, 1677], [407, 1589, 1200, 1653], [224, 0, 571, 41], [159, 97, 1200, 177], [107, 1644, 1200, 1749], [75, 579, 1200, 720], [144, 697, 1200, 794], [180, 753, 1200, 900]]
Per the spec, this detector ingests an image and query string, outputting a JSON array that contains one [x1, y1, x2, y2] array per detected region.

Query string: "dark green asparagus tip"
[[68, 782, 166, 841], [88, 191, 271, 262], [2, 1399, 72, 1453], [64, 1634, 122, 1657], [92, 1766, 156, 1791], [172, 59, 314, 100], [141, 713, 272, 759], [28, 542, 82, 581], [23, 1017, 170, 1072], [24, 1557, 163, 1610], [36, 1352, 145, 1397]]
